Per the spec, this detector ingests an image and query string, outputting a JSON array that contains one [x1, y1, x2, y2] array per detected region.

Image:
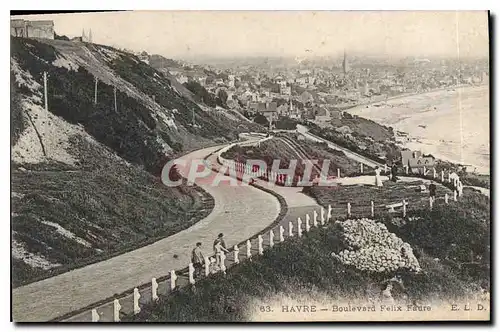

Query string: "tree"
[[217, 89, 228, 106], [253, 113, 269, 126]]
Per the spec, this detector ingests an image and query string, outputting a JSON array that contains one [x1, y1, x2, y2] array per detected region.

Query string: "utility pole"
[[114, 87, 117, 113], [43, 71, 48, 111], [94, 77, 98, 104]]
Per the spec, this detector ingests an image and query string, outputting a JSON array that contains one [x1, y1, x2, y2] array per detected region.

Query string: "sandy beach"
[[348, 85, 490, 174]]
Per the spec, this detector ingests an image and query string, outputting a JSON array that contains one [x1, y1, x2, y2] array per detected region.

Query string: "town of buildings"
[[11, 18, 488, 163]]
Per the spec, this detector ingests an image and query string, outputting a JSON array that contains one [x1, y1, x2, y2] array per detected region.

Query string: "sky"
[[12, 11, 489, 60]]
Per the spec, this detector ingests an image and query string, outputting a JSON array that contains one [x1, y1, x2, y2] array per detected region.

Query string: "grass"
[[220, 136, 361, 184], [303, 179, 448, 216], [125, 189, 489, 322], [11, 135, 214, 287]]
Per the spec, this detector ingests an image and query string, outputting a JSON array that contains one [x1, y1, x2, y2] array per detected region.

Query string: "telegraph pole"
[[43, 71, 48, 111], [94, 77, 98, 104], [114, 87, 117, 113]]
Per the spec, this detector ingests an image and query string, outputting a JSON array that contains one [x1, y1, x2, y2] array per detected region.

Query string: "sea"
[[348, 85, 490, 174]]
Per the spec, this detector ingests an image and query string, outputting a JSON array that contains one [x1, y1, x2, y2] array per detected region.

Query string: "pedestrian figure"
[[374, 166, 383, 187], [391, 163, 399, 182], [213, 233, 229, 268], [191, 242, 205, 278], [429, 181, 437, 204], [457, 180, 463, 197]]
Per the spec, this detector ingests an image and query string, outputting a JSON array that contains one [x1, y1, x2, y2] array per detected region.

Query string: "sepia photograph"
[[10, 9, 490, 323]]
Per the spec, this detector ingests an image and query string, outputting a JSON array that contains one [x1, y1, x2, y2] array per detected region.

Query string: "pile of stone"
[[331, 218, 421, 273]]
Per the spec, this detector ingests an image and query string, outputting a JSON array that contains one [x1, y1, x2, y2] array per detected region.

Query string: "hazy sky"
[[13, 11, 489, 59]]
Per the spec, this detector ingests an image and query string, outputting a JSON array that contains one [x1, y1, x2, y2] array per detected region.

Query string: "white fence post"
[[246, 240, 252, 259], [320, 208, 325, 225], [91, 309, 100, 322], [347, 202, 351, 218], [423, 165, 426, 176], [327, 204, 333, 221], [170, 270, 177, 291], [429, 197, 433, 210], [113, 299, 121, 322], [133, 288, 141, 314], [403, 200, 407, 217], [448, 172, 451, 183], [269, 230, 275, 248], [313, 210, 318, 227], [204, 257, 211, 276], [258, 235, 264, 255], [188, 263, 196, 285], [288, 221, 294, 237], [371, 201, 374, 218], [152, 278, 159, 302], [305, 214, 311, 232], [360, 163, 364, 173], [297, 218, 303, 237], [279, 225, 285, 242], [234, 245, 240, 264], [445, 193, 449, 204], [337, 168, 341, 179], [441, 170, 444, 182]]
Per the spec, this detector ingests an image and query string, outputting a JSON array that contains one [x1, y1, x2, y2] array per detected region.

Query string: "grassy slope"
[[126, 190, 489, 322], [12, 37, 254, 286], [303, 179, 447, 216], [11, 134, 214, 287], [221, 136, 360, 182]]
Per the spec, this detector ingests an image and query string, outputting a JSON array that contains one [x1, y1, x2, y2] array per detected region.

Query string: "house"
[[11, 19, 54, 39], [262, 102, 278, 123], [280, 85, 291, 96], [295, 76, 307, 85], [400, 150, 436, 173], [299, 91, 314, 104], [314, 106, 330, 122], [176, 74, 188, 84], [274, 75, 286, 86]]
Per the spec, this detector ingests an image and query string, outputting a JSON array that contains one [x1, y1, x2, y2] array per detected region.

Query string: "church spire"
[[343, 48, 348, 77]]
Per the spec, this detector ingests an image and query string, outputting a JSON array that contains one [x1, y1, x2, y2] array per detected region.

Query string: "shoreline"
[[346, 84, 490, 175]]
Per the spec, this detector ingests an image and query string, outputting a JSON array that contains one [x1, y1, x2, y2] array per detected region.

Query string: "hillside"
[[10, 37, 258, 286], [127, 189, 490, 322]]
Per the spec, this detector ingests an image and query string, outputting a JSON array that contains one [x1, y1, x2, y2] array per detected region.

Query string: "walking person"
[[213, 233, 229, 268], [457, 180, 463, 197], [374, 166, 383, 188], [391, 163, 399, 182], [191, 242, 205, 278], [429, 180, 437, 204]]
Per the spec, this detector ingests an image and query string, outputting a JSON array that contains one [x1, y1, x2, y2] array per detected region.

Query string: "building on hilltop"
[[400, 150, 435, 174], [11, 19, 54, 39]]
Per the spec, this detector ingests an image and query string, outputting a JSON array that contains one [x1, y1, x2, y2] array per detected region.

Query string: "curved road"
[[12, 144, 281, 322]]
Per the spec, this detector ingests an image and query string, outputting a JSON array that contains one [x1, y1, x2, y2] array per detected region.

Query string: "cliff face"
[[11, 37, 260, 286], [10, 37, 260, 172]]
